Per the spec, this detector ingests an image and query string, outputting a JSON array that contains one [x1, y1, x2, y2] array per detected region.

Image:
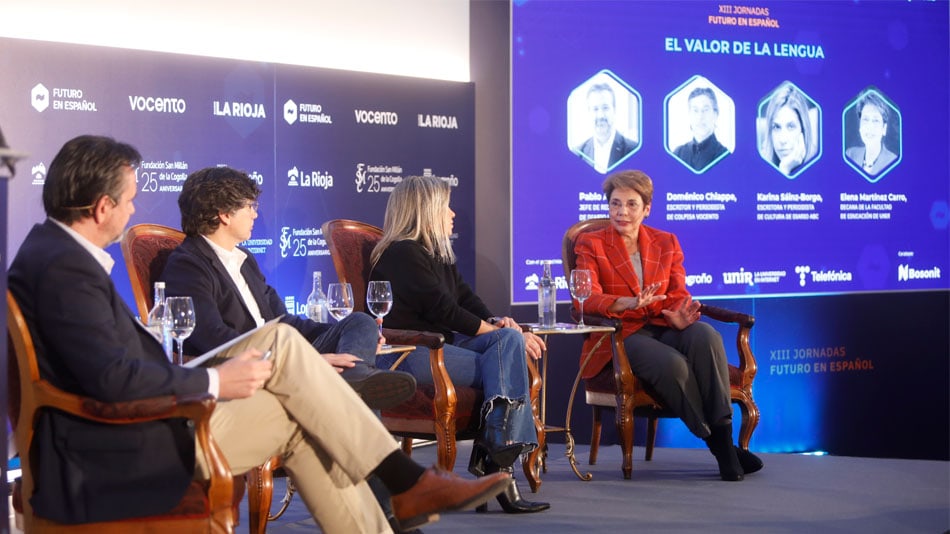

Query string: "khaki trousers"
[[197, 322, 397, 534]]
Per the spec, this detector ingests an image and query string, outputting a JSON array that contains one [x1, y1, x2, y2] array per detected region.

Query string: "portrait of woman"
[[845, 91, 898, 176], [759, 83, 819, 177], [574, 170, 764, 482], [370, 175, 550, 514]]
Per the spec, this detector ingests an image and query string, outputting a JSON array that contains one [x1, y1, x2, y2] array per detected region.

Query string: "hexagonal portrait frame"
[[756, 81, 822, 180], [842, 87, 902, 183], [567, 69, 642, 175], [664, 75, 735, 174]]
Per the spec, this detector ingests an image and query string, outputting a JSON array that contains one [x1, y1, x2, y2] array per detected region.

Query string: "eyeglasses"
[[609, 199, 644, 212], [242, 200, 260, 212]]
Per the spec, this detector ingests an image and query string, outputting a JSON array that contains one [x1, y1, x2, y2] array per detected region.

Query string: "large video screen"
[[511, 0, 949, 303]]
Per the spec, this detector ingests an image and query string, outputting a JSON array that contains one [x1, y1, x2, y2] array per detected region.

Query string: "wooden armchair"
[[120, 223, 279, 534], [7, 290, 236, 533], [321, 219, 485, 470], [562, 218, 760, 479]]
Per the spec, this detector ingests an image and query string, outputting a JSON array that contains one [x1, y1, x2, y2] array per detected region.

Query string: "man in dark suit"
[[575, 82, 639, 174], [8, 135, 508, 530], [161, 166, 415, 411]]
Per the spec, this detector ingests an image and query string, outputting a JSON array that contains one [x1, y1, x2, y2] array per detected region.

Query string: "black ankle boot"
[[735, 446, 763, 475], [704, 422, 743, 481], [470, 399, 525, 474], [475, 466, 550, 514]]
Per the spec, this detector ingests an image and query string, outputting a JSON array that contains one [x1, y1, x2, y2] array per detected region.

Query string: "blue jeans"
[[311, 312, 380, 367], [377, 327, 537, 449]]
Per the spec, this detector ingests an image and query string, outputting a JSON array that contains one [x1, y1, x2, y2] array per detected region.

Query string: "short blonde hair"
[[371, 175, 456, 265], [602, 169, 653, 206]]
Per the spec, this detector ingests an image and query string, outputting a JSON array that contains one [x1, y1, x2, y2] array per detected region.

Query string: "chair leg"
[[589, 405, 603, 465], [615, 402, 634, 480], [734, 396, 760, 450], [645, 415, 658, 461], [246, 464, 274, 534], [401, 436, 414, 457]]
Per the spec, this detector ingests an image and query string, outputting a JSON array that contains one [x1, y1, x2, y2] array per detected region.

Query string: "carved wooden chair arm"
[[700, 304, 755, 328], [382, 328, 445, 350]]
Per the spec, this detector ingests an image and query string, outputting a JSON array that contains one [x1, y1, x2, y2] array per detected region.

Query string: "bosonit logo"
[[898, 264, 941, 282]]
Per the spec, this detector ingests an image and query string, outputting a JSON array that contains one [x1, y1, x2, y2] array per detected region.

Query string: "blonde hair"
[[371, 175, 456, 264]]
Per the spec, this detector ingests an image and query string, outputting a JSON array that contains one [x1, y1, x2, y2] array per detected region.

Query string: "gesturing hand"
[[215, 349, 273, 400], [661, 297, 701, 330]]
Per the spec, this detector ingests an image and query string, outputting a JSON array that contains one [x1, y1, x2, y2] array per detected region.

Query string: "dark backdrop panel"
[[272, 64, 475, 309], [0, 37, 474, 318]]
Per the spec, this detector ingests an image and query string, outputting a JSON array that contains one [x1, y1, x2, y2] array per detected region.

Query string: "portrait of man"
[[672, 86, 731, 172], [572, 80, 640, 174]]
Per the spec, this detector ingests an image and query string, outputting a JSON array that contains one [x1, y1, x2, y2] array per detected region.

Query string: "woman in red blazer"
[[574, 170, 762, 481]]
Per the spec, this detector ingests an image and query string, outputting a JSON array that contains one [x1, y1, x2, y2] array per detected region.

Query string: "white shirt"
[[201, 236, 266, 327], [592, 130, 617, 174], [50, 219, 219, 396]]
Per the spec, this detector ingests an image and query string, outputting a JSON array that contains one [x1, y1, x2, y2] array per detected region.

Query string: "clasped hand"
[[492, 316, 546, 360]]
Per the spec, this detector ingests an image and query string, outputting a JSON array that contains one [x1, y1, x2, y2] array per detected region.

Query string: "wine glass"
[[569, 269, 593, 327], [366, 280, 393, 339], [163, 296, 195, 365], [326, 283, 354, 322]]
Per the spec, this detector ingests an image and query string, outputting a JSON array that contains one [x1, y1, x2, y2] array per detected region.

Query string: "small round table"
[[521, 322, 615, 492]]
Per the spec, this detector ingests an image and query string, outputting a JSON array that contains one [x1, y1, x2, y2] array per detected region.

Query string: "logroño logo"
[[31, 162, 47, 185]]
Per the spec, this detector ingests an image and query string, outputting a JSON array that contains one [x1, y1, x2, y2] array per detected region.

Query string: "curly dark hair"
[[179, 166, 260, 236]]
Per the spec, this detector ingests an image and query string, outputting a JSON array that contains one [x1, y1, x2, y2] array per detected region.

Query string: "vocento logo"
[[31, 83, 49, 112], [284, 99, 298, 125], [128, 95, 186, 114], [354, 109, 398, 125], [898, 264, 941, 282]]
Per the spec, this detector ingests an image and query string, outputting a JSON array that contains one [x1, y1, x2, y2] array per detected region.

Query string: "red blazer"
[[574, 224, 692, 378]]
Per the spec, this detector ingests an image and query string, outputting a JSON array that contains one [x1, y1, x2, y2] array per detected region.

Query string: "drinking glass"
[[326, 283, 354, 322], [569, 269, 593, 327], [163, 296, 195, 365], [366, 280, 393, 337]]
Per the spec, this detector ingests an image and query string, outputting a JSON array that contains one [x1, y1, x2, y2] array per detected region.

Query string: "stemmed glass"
[[326, 283, 354, 322], [366, 280, 393, 339], [163, 296, 195, 365], [569, 269, 593, 327]]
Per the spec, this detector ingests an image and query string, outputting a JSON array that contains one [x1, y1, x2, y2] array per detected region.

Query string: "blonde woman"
[[370, 175, 549, 514]]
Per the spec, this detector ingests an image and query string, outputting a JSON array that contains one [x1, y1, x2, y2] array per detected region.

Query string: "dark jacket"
[[160, 235, 326, 354], [371, 239, 491, 344], [8, 220, 208, 523]]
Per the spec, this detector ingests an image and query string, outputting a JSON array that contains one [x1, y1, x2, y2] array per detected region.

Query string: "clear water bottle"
[[537, 260, 556, 327], [147, 281, 173, 360], [306, 271, 329, 323]]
